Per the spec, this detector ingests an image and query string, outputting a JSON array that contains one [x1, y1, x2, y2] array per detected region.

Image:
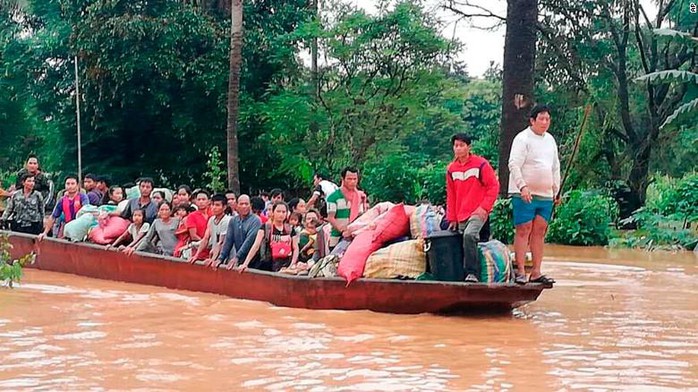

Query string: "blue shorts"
[[511, 195, 553, 226]]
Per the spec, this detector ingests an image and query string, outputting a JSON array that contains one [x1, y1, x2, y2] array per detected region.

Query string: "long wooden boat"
[[5, 231, 551, 314]]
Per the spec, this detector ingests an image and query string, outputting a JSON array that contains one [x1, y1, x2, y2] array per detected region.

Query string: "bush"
[[547, 190, 618, 246], [362, 153, 446, 205], [613, 172, 698, 251], [1, 234, 35, 288], [611, 209, 697, 250], [490, 198, 514, 244]]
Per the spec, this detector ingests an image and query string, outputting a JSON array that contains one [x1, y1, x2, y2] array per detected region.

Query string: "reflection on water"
[[0, 245, 696, 390]]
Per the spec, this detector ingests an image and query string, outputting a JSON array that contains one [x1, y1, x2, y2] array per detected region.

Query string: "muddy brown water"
[[1, 245, 696, 391]]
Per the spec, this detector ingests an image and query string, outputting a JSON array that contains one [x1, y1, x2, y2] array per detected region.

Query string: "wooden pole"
[[557, 104, 592, 199], [74, 56, 82, 184]]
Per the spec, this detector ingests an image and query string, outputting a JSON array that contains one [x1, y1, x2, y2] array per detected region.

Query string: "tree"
[[257, 1, 458, 188], [442, 0, 537, 195], [226, 0, 243, 194], [637, 28, 698, 129], [536, 0, 697, 211], [498, 0, 537, 196]]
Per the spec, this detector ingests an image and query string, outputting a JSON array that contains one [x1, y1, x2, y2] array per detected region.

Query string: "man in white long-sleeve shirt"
[[508, 104, 560, 285]]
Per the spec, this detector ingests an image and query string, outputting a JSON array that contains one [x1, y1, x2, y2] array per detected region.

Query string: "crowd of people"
[[0, 159, 362, 275], [1, 104, 560, 284]]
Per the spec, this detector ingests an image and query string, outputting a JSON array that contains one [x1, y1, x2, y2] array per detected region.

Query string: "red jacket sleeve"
[[445, 167, 456, 222], [479, 161, 500, 213]]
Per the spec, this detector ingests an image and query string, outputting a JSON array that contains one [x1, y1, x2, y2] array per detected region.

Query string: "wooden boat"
[[5, 231, 551, 314]]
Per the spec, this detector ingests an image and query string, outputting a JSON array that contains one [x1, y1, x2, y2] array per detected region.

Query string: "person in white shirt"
[[508, 104, 560, 285], [188, 194, 231, 265], [306, 172, 339, 218]]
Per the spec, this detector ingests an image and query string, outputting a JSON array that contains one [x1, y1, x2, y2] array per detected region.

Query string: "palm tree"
[[226, 0, 242, 193], [637, 29, 698, 129], [226, 0, 243, 193]]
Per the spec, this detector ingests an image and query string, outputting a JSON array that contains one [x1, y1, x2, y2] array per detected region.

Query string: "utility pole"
[[74, 55, 82, 183]]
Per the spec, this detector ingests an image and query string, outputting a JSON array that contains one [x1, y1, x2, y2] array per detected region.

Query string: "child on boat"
[[108, 209, 150, 252], [289, 211, 303, 235], [173, 204, 192, 257]]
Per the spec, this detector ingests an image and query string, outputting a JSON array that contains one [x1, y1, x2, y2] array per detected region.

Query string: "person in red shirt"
[[446, 133, 500, 283], [185, 190, 211, 245]]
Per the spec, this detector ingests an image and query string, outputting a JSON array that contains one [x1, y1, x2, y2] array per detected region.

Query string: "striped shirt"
[[326, 189, 365, 247]]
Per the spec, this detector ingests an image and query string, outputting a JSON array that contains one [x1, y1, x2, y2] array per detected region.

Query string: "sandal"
[[514, 273, 527, 285], [529, 275, 555, 285]]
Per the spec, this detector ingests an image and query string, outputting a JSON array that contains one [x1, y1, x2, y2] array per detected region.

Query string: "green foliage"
[[614, 172, 698, 250], [0, 0, 312, 189], [0, 170, 17, 189], [644, 172, 698, 222], [361, 152, 446, 205], [611, 209, 697, 251], [0, 234, 35, 288], [260, 1, 461, 187], [203, 146, 227, 193], [489, 198, 514, 244], [547, 190, 618, 246]]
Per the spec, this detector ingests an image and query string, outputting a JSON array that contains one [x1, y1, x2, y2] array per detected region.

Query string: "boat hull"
[[5, 232, 549, 314]]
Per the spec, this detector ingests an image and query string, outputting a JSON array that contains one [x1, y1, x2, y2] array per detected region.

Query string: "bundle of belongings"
[[306, 201, 514, 285], [63, 202, 130, 244]]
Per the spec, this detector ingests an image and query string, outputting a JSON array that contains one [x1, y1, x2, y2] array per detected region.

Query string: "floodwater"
[[0, 246, 696, 391]]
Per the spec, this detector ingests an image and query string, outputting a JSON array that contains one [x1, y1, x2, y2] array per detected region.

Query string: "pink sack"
[[347, 201, 394, 235], [88, 217, 130, 245], [338, 203, 410, 284]]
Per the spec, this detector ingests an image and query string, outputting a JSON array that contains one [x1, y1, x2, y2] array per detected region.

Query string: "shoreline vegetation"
[[0, 1, 695, 253], [1, 169, 696, 252], [0, 234, 35, 288]]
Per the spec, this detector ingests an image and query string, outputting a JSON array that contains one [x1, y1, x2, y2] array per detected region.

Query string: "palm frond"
[[653, 28, 698, 48], [636, 70, 698, 84], [661, 97, 698, 129]]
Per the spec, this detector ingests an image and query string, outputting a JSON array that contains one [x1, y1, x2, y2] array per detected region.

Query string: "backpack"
[[260, 222, 293, 261]]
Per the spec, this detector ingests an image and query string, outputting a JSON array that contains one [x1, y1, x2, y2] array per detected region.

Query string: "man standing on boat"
[[14, 154, 51, 205], [508, 104, 560, 285], [446, 134, 500, 283], [326, 167, 367, 250], [215, 195, 263, 271]]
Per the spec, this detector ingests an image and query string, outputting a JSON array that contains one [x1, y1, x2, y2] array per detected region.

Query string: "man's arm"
[[190, 225, 212, 263], [37, 193, 45, 221], [236, 230, 264, 271], [552, 142, 561, 197], [38, 202, 62, 240], [445, 168, 456, 223], [187, 227, 202, 241], [479, 161, 500, 213], [325, 195, 343, 232], [290, 234, 300, 266], [209, 233, 225, 261], [306, 185, 323, 209], [235, 218, 262, 262], [217, 218, 237, 263]]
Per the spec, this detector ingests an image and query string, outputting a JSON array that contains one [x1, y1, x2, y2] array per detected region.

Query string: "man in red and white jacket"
[[446, 133, 500, 283]]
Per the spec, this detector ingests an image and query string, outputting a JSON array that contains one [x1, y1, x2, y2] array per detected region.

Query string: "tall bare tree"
[[226, 0, 243, 193], [442, 0, 538, 195], [498, 0, 537, 196]]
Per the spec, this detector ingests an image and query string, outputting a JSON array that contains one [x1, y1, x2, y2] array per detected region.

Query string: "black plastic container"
[[424, 230, 464, 281]]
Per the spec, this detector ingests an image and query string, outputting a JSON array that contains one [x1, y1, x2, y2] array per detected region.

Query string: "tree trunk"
[[498, 0, 538, 196], [310, 0, 319, 100], [226, 0, 242, 194]]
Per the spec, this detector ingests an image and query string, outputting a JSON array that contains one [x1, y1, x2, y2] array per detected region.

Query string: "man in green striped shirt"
[[326, 167, 367, 248]]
